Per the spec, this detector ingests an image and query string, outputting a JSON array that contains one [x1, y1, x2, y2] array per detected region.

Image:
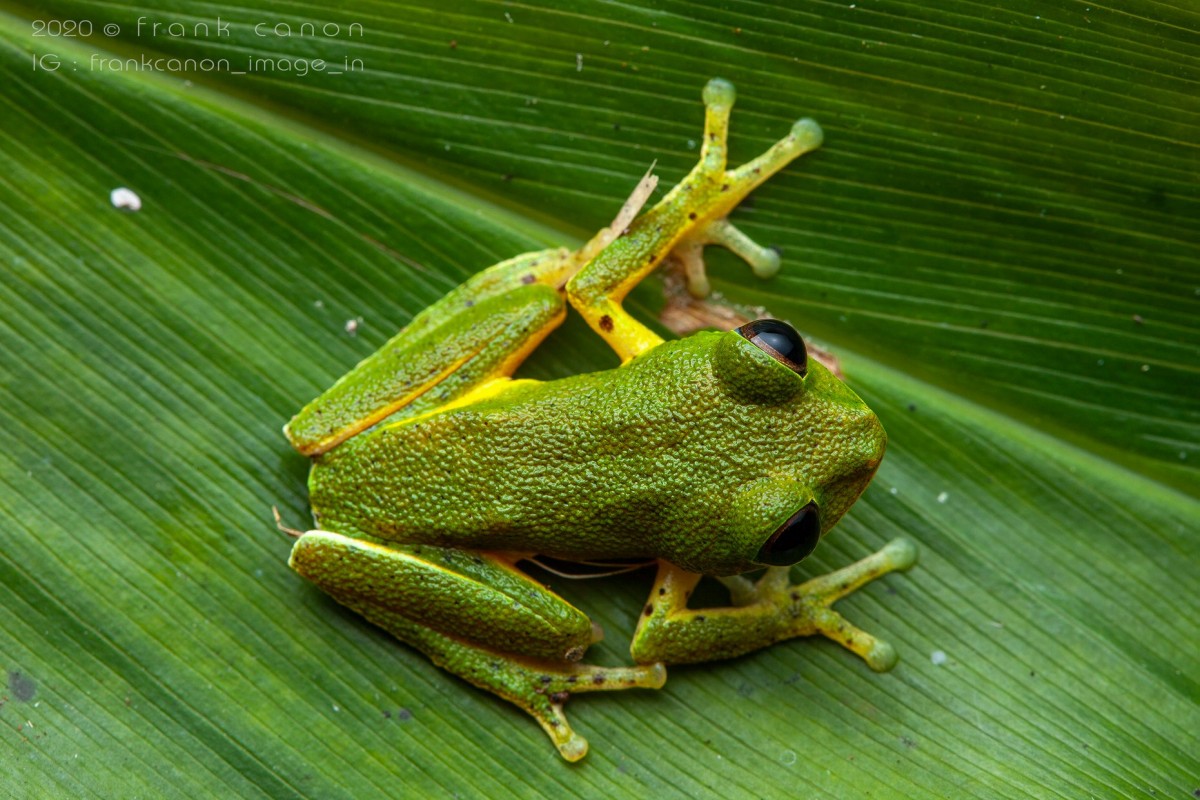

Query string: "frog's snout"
[[825, 407, 886, 512], [859, 409, 887, 474]]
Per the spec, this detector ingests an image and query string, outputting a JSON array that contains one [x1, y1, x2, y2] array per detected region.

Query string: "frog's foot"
[[481, 655, 667, 762], [673, 219, 782, 299], [763, 537, 917, 670], [667, 79, 822, 298], [378, 616, 665, 762], [631, 538, 917, 671]]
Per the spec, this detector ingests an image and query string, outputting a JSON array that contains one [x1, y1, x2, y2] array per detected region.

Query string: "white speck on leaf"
[[345, 317, 362, 336], [110, 187, 141, 211], [937, 491, 949, 504], [931, 650, 948, 666], [576, 53, 583, 72]]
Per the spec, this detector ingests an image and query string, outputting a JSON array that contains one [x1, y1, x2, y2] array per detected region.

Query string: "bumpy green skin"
[[290, 534, 594, 661], [287, 249, 571, 455], [309, 331, 884, 577], [286, 78, 918, 762]]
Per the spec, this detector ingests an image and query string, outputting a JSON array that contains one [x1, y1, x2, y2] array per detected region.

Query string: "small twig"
[[272, 506, 305, 538]]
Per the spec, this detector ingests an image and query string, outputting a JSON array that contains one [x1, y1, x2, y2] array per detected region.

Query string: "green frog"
[[284, 78, 917, 761]]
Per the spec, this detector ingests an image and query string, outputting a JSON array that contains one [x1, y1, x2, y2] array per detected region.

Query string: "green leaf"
[[2, 3, 1197, 798]]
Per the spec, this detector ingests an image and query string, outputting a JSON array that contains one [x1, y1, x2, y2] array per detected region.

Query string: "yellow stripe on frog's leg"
[[286, 249, 572, 456], [566, 79, 823, 362]]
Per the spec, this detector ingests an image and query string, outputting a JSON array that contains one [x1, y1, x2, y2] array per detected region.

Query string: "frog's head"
[[678, 320, 885, 575]]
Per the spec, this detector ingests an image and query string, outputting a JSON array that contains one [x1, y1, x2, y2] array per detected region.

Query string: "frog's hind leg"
[[630, 539, 917, 671], [289, 531, 666, 761], [286, 249, 574, 456]]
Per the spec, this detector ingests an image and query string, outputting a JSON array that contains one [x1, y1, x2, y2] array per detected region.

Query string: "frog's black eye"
[[736, 319, 808, 377], [757, 502, 821, 566]]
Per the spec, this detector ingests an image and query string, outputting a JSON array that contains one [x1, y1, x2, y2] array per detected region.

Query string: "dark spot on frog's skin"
[[540, 675, 552, 684], [521, 273, 536, 285], [695, 615, 706, 623], [567, 675, 578, 684], [550, 691, 570, 704], [599, 315, 614, 332], [464, 299, 474, 308], [592, 674, 606, 685], [688, 212, 697, 220], [658, 587, 666, 596], [8, 671, 35, 702], [643, 603, 654, 616], [721, 184, 730, 192], [790, 592, 800, 602]]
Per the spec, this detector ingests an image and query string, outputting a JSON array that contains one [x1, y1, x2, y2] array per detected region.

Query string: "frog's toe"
[[864, 639, 899, 673], [533, 698, 589, 762], [790, 117, 824, 150], [674, 218, 782, 293], [883, 537, 920, 572], [556, 730, 589, 763], [702, 77, 736, 109], [675, 241, 711, 298]]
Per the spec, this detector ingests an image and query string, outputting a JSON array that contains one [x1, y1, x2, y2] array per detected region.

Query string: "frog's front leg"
[[566, 78, 824, 361], [289, 532, 666, 761], [630, 539, 918, 671]]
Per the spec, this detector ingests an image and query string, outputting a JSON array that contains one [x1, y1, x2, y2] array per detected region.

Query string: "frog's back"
[[308, 334, 731, 561]]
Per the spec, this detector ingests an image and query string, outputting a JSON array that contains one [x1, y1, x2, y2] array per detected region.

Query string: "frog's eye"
[[757, 502, 821, 566], [736, 319, 808, 378]]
